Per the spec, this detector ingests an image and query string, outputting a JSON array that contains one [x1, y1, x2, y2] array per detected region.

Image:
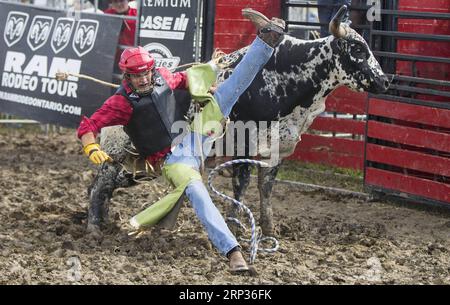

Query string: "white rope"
[[207, 159, 279, 264]]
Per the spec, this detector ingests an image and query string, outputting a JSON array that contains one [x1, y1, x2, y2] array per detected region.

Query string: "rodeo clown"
[[77, 9, 285, 273]]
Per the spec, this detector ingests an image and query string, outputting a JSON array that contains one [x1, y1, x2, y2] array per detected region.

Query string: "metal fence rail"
[[369, 2, 450, 110]]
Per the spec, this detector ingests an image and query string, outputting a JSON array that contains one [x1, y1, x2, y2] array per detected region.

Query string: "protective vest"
[[117, 72, 183, 157]]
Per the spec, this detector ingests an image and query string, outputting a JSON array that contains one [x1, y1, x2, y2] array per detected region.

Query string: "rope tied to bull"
[[207, 159, 279, 264]]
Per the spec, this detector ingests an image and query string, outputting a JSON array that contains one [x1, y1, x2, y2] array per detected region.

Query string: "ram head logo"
[[27, 15, 54, 51], [3, 11, 29, 47], [72, 19, 98, 57], [51, 18, 75, 54]]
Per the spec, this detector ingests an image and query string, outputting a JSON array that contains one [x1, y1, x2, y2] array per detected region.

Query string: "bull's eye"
[[353, 44, 367, 59]]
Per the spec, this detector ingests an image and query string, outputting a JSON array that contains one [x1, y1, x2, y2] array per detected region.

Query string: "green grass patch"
[[276, 159, 364, 193]]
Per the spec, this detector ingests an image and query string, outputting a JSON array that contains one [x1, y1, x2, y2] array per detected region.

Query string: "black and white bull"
[[87, 6, 389, 235]]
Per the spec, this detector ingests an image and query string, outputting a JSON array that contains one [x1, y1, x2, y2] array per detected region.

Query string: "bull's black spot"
[[314, 61, 329, 81], [294, 79, 316, 109], [310, 47, 321, 58], [284, 39, 293, 49], [286, 83, 295, 96], [276, 84, 285, 97]]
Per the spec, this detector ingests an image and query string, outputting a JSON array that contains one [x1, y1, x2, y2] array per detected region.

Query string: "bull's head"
[[329, 5, 390, 94]]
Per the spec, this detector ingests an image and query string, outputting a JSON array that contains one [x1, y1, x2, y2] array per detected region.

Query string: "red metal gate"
[[365, 100, 450, 204], [364, 0, 450, 205]]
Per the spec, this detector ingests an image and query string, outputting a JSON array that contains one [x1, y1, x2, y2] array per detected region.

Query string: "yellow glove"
[[83, 143, 112, 165]]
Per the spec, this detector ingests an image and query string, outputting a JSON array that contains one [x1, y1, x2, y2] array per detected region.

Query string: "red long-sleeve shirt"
[[77, 67, 188, 164]]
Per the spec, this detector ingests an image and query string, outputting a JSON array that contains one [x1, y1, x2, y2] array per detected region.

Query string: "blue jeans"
[[318, 0, 352, 38], [165, 36, 274, 255]]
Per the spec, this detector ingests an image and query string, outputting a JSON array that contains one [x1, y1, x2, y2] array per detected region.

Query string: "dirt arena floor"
[[0, 128, 449, 285]]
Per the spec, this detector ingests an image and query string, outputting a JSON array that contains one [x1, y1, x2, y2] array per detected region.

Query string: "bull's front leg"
[[232, 161, 251, 202], [227, 161, 251, 234], [257, 161, 283, 236]]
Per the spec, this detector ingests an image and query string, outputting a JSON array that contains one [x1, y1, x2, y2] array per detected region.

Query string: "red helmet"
[[119, 46, 155, 74]]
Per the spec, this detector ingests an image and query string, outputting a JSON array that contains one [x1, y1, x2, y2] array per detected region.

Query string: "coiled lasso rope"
[[207, 159, 279, 264]]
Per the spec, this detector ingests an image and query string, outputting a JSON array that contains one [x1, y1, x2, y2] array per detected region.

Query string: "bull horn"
[[329, 5, 348, 38]]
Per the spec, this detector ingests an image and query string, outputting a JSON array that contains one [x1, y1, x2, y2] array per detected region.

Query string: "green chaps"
[[133, 163, 202, 227]]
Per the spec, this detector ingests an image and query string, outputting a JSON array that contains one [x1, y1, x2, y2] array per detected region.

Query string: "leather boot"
[[227, 246, 249, 273], [242, 8, 286, 47]]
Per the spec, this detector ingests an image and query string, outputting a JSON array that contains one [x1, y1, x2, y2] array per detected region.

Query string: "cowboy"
[[77, 9, 285, 273]]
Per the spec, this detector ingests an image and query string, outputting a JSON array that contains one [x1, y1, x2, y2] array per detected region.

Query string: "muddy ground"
[[0, 128, 449, 285]]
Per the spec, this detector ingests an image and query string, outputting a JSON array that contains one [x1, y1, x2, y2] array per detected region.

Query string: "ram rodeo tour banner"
[[0, 2, 122, 128]]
